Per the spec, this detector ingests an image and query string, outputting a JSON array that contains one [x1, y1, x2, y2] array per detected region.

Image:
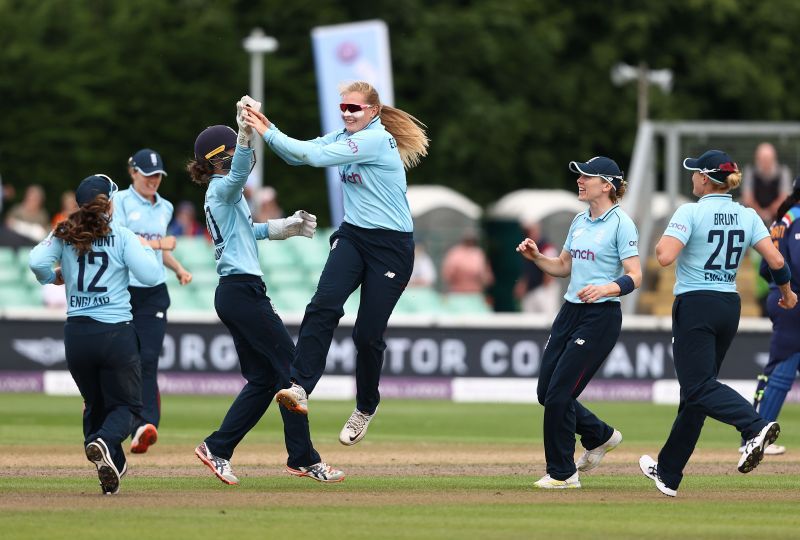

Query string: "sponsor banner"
[[158, 373, 245, 395], [379, 376, 452, 400], [0, 371, 43, 392], [0, 318, 773, 381], [11, 371, 800, 404]]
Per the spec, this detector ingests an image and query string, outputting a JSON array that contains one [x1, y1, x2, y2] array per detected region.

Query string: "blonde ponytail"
[[339, 81, 429, 169], [725, 171, 742, 190]]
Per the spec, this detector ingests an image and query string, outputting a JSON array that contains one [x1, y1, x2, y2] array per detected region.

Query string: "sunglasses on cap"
[[339, 103, 373, 113]]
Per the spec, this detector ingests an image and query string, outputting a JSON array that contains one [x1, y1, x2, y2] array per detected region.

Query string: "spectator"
[[5, 184, 50, 240], [409, 243, 436, 288], [50, 191, 79, 229], [742, 142, 792, 224], [253, 186, 284, 222], [441, 231, 494, 293], [168, 201, 204, 236], [514, 222, 561, 315]]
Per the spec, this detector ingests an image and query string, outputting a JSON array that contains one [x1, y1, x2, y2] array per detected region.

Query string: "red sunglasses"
[[339, 103, 372, 113]]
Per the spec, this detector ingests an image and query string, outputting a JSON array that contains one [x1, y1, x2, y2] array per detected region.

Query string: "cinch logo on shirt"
[[570, 248, 595, 261], [668, 222, 688, 232], [340, 171, 364, 184]]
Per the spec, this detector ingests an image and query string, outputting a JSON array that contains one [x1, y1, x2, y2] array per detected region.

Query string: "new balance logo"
[[574, 338, 585, 345], [384, 271, 396, 279]]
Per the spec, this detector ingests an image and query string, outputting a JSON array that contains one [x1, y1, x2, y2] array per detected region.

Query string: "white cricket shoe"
[[276, 383, 308, 415], [339, 408, 376, 446], [85, 438, 121, 495], [534, 471, 581, 489], [195, 442, 239, 485], [738, 443, 786, 456], [639, 455, 677, 497], [286, 462, 345, 483], [577, 429, 622, 472], [738, 422, 780, 473]]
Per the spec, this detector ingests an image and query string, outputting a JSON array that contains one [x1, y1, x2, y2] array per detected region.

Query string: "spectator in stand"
[[409, 243, 436, 288], [51, 191, 79, 228], [168, 201, 204, 236], [6, 184, 50, 241], [441, 231, 494, 293], [253, 186, 284, 222], [514, 222, 561, 315], [742, 143, 792, 225]]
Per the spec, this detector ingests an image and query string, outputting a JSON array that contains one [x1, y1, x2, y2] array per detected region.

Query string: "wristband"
[[613, 275, 635, 296], [769, 263, 792, 286]]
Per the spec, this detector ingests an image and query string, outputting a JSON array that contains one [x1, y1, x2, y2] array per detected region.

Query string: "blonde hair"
[[709, 171, 742, 192], [339, 81, 429, 169], [725, 171, 742, 190]]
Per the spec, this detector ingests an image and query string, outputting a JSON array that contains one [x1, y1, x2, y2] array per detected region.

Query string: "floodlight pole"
[[242, 28, 278, 190], [611, 62, 673, 124], [637, 62, 649, 125]]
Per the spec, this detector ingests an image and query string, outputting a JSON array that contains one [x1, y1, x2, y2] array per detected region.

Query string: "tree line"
[[2, 0, 799, 223]]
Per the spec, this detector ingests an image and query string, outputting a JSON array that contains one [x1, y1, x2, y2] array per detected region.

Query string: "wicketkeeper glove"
[[267, 210, 317, 240], [235, 95, 262, 147]]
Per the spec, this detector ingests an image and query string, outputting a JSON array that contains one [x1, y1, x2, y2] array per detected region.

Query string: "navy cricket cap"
[[75, 174, 119, 206], [129, 148, 167, 176], [683, 150, 739, 184], [569, 156, 624, 190], [194, 125, 237, 162]]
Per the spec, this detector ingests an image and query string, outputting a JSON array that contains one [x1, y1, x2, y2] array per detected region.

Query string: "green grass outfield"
[[1, 393, 799, 539]]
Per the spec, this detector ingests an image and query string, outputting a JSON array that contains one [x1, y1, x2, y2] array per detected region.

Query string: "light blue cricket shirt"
[[204, 145, 272, 277], [663, 194, 769, 295], [563, 204, 639, 303], [114, 187, 173, 287], [29, 223, 161, 323], [263, 117, 414, 232]]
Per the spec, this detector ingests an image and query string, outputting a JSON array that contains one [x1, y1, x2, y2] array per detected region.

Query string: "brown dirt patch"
[[2, 442, 799, 510]]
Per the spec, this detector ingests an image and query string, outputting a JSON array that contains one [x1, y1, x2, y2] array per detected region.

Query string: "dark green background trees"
[[2, 0, 800, 223]]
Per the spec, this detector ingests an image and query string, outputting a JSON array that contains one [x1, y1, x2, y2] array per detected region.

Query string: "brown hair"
[[339, 81, 429, 169], [53, 196, 112, 256], [186, 159, 216, 186], [609, 180, 628, 204]]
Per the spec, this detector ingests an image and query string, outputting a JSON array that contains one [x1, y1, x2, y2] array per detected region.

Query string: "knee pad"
[[758, 355, 799, 421], [767, 356, 800, 393]]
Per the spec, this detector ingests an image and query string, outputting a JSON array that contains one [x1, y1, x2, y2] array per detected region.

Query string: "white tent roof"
[[489, 189, 690, 223], [406, 185, 482, 219], [623, 191, 691, 220], [487, 189, 585, 223]]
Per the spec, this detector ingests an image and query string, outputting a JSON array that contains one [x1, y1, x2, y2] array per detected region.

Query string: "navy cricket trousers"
[[64, 317, 142, 473], [658, 291, 768, 490], [538, 301, 620, 480], [205, 275, 320, 468], [292, 223, 414, 415], [129, 283, 170, 434]]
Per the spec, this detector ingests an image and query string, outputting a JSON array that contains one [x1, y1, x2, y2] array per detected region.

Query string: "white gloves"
[[236, 95, 262, 147], [267, 210, 318, 240]]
